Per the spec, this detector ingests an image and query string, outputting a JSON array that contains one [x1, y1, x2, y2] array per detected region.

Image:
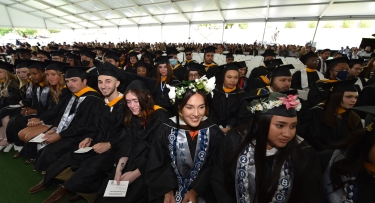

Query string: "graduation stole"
[[74, 87, 97, 97], [167, 126, 210, 203], [106, 94, 123, 108], [0, 79, 5, 83], [36, 84, 50, 107], [236, 143, 293, 203], [336, 107, 347, 115], [305, 67, 317, 72], [137, 105, 163, 118], [260, 75, 270, 85], [223, 86, 236, 93], [204, 63, 217, 71]]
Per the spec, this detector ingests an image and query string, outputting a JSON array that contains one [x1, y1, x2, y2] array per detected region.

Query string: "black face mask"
[[81, 60, 90, 67]]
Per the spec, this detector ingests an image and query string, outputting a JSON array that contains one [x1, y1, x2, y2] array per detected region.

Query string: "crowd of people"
[[0, 40, 375, 203]]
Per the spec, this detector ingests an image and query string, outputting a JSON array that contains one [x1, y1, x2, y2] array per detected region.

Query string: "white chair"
[[177, 53, 184, 62]]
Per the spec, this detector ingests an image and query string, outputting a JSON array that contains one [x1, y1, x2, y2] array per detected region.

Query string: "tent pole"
[[261, 20, 267, 44], [312, 19, 320, 44], [221, 21, 225, 43]]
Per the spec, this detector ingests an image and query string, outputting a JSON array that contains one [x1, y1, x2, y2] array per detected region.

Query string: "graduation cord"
[[160, 81, 167, 98]]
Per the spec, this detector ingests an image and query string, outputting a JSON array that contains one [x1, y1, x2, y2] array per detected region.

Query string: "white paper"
[[297, 90, 309, 101], [74, 147, 93, 153], [103, 180, 129, 197], [7, 104, 21, 108], [29, 133, 47, 143]]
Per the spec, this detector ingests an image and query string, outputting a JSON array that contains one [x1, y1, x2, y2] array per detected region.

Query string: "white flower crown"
[[249, 93, 302, 114], [166, 75, 216, 104]]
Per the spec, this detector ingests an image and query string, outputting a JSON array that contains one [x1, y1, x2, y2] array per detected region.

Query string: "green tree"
[[284, 22, 296, 28], [238, 23, 248, 29], [343, 20, 354, 28], [324, 22, 335, 28], [359, 20, 372, 28], [48, 29, 60, 34], [16, 28, 37, 37], [308, 22, 317, 28], [0, 28, 13, 36], [225, 23, 235, 29]]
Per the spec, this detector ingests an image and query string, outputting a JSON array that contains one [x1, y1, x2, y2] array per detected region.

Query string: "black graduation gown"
[[360, 85, 375, 106], [291, 70, 321, 90], [0, 83, 21, 108], [305, 106, 363, 152], [173, 60, 198, 81], [152, 79, 180, 114], [6, 85, 54, 146], [42, 99, 125, 194], [319, 150, 375, 203], [146, 119, 224, 203], [200, 62, 221, 81], [125, 64, 137, 74], [95, 108, 171, 203], [211, 130, 324, 203], [31, 90, 106, 171], [208, 86, 246, 128]]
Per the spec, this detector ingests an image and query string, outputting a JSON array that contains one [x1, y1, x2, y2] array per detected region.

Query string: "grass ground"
[[0, 148, 86, 203]]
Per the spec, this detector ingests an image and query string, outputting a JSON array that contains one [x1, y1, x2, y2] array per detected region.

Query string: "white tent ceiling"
[[0, 0, 374, 29]]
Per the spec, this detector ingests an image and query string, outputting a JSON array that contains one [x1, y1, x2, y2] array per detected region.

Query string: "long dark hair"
[[329, 128, 375, 190], [177, 89, 209, 116], [155, 61, 174, 85], [123, 89, 155, 126], [322, 91, 360, 130], [227, 114, 311, 203]]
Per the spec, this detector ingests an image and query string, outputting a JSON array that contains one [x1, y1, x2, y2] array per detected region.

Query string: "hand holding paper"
[[103, 180, 129, 197]]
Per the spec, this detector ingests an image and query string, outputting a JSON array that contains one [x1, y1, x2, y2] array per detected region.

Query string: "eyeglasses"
[[186, 54, 191, 56], [353, 68, 364, 72]]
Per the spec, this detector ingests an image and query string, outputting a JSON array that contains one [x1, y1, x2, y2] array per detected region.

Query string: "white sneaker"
[[0, 146, 5, 151], [3, 143, 14, 152]]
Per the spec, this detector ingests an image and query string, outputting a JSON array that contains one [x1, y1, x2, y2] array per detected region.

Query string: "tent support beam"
[[312, 19, 320, 44], [5, 6, 14, 28], [261, 20, 267, 44]]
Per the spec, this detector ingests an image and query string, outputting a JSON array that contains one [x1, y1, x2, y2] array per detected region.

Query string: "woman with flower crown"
[[320, 106, 375, 203], [211, 91, 324, 203], [146, 76, 224, 203], [208, 62, 246, 134]]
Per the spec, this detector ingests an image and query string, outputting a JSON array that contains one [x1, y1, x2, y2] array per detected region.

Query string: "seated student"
[[248, 59, 283, 92], [146, 76, 224, 203], [173, 48, 198, 81], [125, 52, 139, 74], [248, 49, 276, 83], [291, 51, 324, 90], [308, 57, 350, 107], [209, 62, 246, 134], [66, 53, 82, 67], [152, 56, 180, 114], [360, 77, 375, 106], [81, 50, 100, 92], [237, 61, 249, 91], [183, 63, 205, 81], [20, 65, 105, 173], [211, 92, 323, 203], [17, 61, 69, 146], [104, 51, 121, 69], [3, 60, 50, 154], [348, 59, 367, 93], [135, 61, 151, 78], [0, 61, 21, 151], [200, 46, 221, 81], [29, 62, 126, 202], [166, 48, 180, 69], [225, 53, 235, 64], [320, 106, 375, 203], [95, 80, 170, 203], [305, 79, 362, 151]]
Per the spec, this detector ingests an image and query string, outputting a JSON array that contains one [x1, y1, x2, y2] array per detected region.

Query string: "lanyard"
[[160, 81, 166, 98]]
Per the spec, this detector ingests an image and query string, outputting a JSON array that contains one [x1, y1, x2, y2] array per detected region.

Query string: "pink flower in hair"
[[278, 94, 300, 110]]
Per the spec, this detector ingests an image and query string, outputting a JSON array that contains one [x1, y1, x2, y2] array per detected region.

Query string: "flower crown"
[[248, 92, 301, 114], [166, 75, 216, 104]]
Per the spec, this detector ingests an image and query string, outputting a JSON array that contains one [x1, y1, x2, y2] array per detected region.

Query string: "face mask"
[[169, 59, 177, 66], [81, 60, 90, 67]]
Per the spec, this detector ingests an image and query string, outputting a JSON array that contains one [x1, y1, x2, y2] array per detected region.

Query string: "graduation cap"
[[154, 50, 163, 55], [105, 51, 121, 60], [349, 59, 364, 68], [128, 51, 139, 58], [27, 60, 45, 71], [243, 90, 300, 117], [219, 62, 240, 72], [62, 66, 91, 78], [17, 49, 31, 55], [156, 56, 173, 65], [37, 50, 51, 59], [299, 51, 317, 64], [51, 51, 65, 57], [135, 61, 151, 71], [184, 48, 193, 53], [14, 59, 28, 69], [94, 47, 103, 51], [325, 57, 349, 68], [264, 59, 283, 68], [143, 52, 155, 61], [187, 63, 206, 72], [268, 64, 294, 78], [72, 45, 81, 49], [0, 61, 14, 73], [318, 77, 357, 94], [81, 50, 96, 59], [238, 61, 247, 68], [98, 62, 125, 80], [203, 46, 216, 53], [225, 53, 234, 59], [124, 73, 157, 93], [44, 60, 69, 72], [261, 49, 276, 57], [66, 53, 80, 61], [167, 48, 179, 56]]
